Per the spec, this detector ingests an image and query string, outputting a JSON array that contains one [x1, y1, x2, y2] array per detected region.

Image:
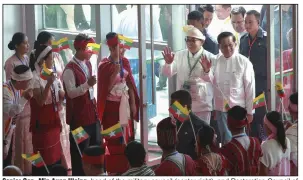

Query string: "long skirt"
[[13, 103, 33, 175], [102, 101, 125, 145], [59, 106, 71, 170], [32, 127, 62, 174]]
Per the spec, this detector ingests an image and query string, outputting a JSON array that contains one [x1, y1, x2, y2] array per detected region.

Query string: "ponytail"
[[29, 50, 36, 71], [276, 120, 287, 151], [33, 40, 39, 50], [266, 111, 287, 152]]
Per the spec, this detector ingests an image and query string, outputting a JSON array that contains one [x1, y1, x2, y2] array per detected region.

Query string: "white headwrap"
[[11, 68, 33, 81], [36, 46, 52, 65], [183, 25, 206, 41]]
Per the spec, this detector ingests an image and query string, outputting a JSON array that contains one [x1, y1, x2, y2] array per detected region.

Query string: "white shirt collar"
[[73, 56, 86, 65], [221, 51, 237, 60], [188, 47, 204, 59]]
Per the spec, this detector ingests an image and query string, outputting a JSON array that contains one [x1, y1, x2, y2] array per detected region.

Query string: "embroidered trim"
[[201, 153, 222, 175]]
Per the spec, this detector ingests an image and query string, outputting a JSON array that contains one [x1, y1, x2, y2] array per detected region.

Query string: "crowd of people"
[[3, 4, 297, 177]]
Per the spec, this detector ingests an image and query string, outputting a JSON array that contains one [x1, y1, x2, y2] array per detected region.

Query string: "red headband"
[[227, 116, 248, 129], [74, 38, 95, 50], [82, 154, 104, 165], [106, 35, 119, 47]]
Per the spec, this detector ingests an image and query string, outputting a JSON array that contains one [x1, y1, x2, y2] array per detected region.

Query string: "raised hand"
[[200, 56, 211, 73], [162, 46, 175, 64], [47, 73, 56, 85]]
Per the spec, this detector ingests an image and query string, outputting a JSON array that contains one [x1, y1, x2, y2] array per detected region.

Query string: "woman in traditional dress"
[[29, 45, 64, 175], [4, 32, 33, 175], [195, 126, 227, 176], [30, 31, 71, 172], [259, 111, 291, 176]]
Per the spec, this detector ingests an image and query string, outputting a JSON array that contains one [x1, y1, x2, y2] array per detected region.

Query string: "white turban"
[[11, 68, 33, 81], [36, 46, 52, 65], [183, 25, 206, 41]]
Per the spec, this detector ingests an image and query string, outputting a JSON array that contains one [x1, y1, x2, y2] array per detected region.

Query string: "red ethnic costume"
[[220, 115, 263, 176], [154, 117, 196, 176], [62, 37, 101, 176], [195, 153, 228, 176], [97, 34, 139, 174], [30, 46, 62, 175]]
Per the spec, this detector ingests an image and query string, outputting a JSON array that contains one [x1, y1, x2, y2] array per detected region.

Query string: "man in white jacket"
[[161, 26, 216, 124], [201, 31, 255, 145]]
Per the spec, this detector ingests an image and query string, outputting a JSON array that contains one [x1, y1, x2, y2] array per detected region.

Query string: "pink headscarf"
[[264, 115, 277, 140]]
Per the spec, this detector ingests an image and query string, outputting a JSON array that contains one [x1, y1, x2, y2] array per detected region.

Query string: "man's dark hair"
[[171, 90, 192, 110], [230, 6, 246, 18], [125, 141, 146, 167], [188, 10, 203, 21], [74, 33, 91, 51], [198, 5, 214, 13], [49, 164, 67, 176], [246, 10, 261, 21], [217, 31, 236, 44], [289, 92, 298, 105], [227, 105, 247, 121], [106, 32, 118, 41]]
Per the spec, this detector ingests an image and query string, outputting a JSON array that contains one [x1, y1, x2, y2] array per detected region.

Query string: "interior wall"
[[2, 5, 24, 80]]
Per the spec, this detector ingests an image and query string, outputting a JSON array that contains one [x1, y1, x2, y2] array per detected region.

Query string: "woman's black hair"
[[8, 32, 26, 51], [289, 92, 298, 105], [34, 31, 54, 49], [29, 45, 52, 71], [266, 111, 287, 151], [197, 126, 215, 148]]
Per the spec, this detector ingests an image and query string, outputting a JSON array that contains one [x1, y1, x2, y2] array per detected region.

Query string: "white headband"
[[36, 46, 52, 65], [11, 68, 33, 81]]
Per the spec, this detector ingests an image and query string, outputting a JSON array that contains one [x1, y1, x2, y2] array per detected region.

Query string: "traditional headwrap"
[[36, 46, 52, 65], [74, 37, 95, 50], [106, 34, 119, 47], [227, 115, 248, 130], [82, 145, 105, 165], [157, 117, 177, 148], [263, 115, 277, 140], [184, 25, 206, 41], [11, 67, 33, 81]]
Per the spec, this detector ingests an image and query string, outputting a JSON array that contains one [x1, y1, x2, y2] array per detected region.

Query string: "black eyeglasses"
[[185, 38, 200, 43]]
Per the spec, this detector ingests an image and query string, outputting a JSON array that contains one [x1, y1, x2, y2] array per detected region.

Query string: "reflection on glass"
[[274, 5, 294, 120], [44, 5, 96, 32], [146, 50, 169, 161], [126, 48, 169, 161], [112, 5, 167, 42]]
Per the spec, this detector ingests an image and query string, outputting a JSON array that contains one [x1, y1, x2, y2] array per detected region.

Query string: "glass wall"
[[266, 5, 296, 120]]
